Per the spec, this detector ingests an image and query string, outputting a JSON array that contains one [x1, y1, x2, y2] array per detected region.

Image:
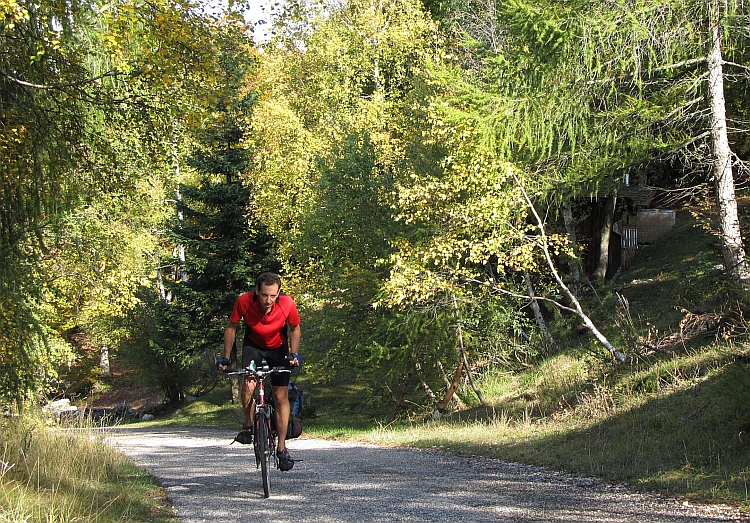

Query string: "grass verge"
[[0, 412, 176, 523]]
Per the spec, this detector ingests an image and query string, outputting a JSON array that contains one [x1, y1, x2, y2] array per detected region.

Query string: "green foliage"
[[358, 307, 458, 408], [442, 0, 750, 187], [0, 293, 40, 406], [247, 0, 446, 391], [0, 0, 256, 404], [176, 181, 274, 293], [0, 0, 123, 404], [132, 33, 278, 402]]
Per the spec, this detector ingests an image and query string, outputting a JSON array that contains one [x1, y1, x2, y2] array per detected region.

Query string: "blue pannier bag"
[[288, 382, 303, 416], [287, 382, 303, 439]]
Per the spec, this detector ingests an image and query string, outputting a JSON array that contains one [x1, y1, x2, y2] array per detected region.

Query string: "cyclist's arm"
[[223, 321, 239, 361], [289, 323, 301, 364]]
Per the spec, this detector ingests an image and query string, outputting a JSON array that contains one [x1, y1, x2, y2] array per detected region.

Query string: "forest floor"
[[87, 362, 165, 412]]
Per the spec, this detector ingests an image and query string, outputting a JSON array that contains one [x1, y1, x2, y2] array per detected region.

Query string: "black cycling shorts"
[[242, 345, 290, 387]]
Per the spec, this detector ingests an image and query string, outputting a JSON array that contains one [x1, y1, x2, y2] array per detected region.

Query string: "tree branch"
[[514, 174, 627, 362], [0, 68, 123, 90]]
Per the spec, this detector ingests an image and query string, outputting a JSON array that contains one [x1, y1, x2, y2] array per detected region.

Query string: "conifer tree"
[[143, 35, 277, 402]]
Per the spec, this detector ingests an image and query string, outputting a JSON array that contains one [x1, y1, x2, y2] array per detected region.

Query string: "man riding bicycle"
[[217, 272, 301, 471]]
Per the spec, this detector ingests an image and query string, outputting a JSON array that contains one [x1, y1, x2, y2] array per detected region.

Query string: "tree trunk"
[[524, 271, 558, 352], [436, 360, 466, 411], [176, 188, 188, 283], [388, 368, 414, 423], [562, 200, 582, 295], [516, 177, 627, 362], [594, 195, 616, 280], [453, 295, 484, 404], [230, 376, 242, 405], [435, 358, 463, 415], [99, 346, 111, 378], [707, 2, 750, 286]]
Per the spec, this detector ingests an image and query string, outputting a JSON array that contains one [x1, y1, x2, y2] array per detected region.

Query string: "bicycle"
[[226, 359, 291, 498]]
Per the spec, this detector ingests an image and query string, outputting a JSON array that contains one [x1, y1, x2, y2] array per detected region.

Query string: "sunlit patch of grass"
[[342, 340, 750, 508], [0, 411, 177, 523]]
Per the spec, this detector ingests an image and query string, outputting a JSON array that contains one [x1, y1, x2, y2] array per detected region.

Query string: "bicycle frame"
[[227, 360, 291, 498]]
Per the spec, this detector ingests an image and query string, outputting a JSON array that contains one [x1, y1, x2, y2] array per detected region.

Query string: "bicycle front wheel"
[[255, 412, 271, 498]]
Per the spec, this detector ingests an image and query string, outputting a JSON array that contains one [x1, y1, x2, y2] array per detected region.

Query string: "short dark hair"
[[256, 272, 282, 290]]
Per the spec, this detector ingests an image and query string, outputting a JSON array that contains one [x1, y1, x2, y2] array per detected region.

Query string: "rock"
[[44, 398, 72, 410], [43, 399, 79, 419]]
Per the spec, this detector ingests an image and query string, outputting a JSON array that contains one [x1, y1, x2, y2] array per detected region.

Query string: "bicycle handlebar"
[[226, 366, 291, 377], [225, 361, 292, 379]]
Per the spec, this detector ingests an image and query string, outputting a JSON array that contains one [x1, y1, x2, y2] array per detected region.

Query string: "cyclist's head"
[[256, 272, 282, 292]]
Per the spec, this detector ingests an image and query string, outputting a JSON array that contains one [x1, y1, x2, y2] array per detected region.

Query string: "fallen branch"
[[514, 174, 627, 362]]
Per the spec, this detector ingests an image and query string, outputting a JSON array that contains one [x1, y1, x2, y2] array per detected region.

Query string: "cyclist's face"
[[257, 282, 280, 314]]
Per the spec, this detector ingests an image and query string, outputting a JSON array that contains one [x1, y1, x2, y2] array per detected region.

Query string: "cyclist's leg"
[[272, 384, 291, 450], [241, 377, 257, 426], [273, 388, 294, 472], [242, 346, 266, 425], [264, 345, 291, 450], [263, 346, 294, 470]]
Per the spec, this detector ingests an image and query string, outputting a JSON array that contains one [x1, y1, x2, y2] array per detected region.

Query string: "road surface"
[[106, 426, 746, 522]]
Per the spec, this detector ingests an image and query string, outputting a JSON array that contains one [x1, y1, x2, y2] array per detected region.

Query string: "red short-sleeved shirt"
[[230, 291, 301, 350]]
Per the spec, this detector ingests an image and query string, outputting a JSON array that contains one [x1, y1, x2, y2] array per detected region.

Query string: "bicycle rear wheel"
[[255, 411, 271, 498]]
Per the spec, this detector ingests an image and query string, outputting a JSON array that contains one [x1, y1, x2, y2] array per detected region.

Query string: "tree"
[[440, 0, 750, 288], [247, 0, 466, 411], [0, 0, 140, 404], [0, 0, 244, 404], [248, 0, 440, 301], [378, 0, 750, 372], [384, 93, 624, 359], [137, 26, 277, 403], [707, 0, 750, 285]]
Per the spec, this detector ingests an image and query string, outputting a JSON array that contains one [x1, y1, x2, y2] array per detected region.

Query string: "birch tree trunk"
[[515, 176, 627, 362], [453, 295, 485, 404], [524, 271, 558, 352], [594, 195, 616, 280], [707, 2, 750, 287], [100, 346, 111, 378]]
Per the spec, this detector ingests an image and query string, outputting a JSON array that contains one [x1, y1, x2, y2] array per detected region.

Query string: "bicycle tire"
[[256, 411, 271, 498]]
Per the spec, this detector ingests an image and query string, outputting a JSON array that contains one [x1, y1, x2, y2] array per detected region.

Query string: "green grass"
[[0, 413, 176, 523]]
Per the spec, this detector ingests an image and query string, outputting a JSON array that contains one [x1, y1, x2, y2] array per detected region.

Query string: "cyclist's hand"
[[216, 357, 230, 372], [290, 353, 302, 368]]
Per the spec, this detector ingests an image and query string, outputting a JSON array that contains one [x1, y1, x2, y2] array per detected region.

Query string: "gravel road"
[[106, 427, 747, 522]]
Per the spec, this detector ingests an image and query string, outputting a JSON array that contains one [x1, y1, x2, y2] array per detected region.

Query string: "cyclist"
[[217, 272, 301, 472]]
